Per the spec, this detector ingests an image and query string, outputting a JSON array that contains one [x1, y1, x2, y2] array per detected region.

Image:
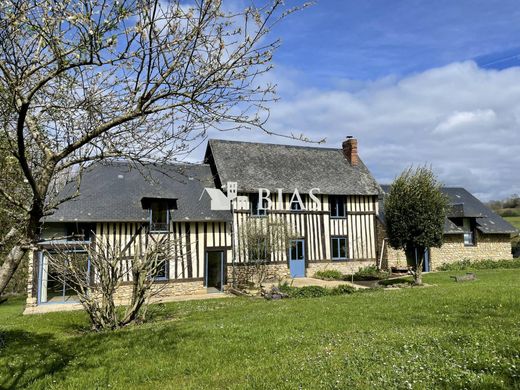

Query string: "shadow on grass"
[[0, 318, 191, 389], [0, 329, 74, 389]]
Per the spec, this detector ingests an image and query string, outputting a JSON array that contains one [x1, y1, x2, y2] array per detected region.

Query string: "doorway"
[[205, 250, 224, 292], [289, 239, 305, 278]]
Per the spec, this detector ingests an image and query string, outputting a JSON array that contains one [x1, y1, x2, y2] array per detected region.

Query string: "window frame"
[[150, 255, 169, 281], [149, 202, 170, 233], [329, 195, 346, 219], [250, 193, 268, 217], [331, 236, 348, 260]]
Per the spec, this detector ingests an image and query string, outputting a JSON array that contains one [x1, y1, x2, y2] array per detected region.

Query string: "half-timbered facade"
[[26, 137, 383, 308]]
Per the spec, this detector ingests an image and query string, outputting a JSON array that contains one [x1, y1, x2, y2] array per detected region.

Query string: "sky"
[[195, 0, 520, 201]]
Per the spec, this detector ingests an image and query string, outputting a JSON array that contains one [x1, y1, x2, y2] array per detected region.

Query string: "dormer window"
[[451, 217, 477, 246], [150, 203, 170, 232], [141, 197, 177, 233], [462, 218, 476, 246]]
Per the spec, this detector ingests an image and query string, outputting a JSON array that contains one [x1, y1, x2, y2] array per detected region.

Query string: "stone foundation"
[[308, 260, 375, 276], [114, 280, 206, 304], [228, 262, 291, 286], [430, 233, 512, 268]]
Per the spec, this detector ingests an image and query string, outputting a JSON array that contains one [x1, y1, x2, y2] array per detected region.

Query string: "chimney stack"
[[342, 136, 358, 166]]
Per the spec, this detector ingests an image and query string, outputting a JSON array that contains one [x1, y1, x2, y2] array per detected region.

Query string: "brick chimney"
[[342, 137, 358, 166]]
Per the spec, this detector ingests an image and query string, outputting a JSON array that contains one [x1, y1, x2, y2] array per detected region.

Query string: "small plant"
[[352, 265, 390, 281], [330, 284, 356, 295], [276, 282, 357, 299], [314, 270, 344, 280]]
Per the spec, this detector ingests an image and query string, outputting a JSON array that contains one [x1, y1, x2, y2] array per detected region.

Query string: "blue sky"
[[200, 1, 520, 201]]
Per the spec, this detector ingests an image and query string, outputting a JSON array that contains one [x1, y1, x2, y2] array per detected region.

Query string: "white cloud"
[[262, 61, 520, 201], [194, 61, 520, 201], [433, 109, 496, 134]]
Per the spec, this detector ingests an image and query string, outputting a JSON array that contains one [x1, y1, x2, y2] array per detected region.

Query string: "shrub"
[[352, 265, 390, 281], [330, 284, 356, 295], [277, 282, 356, 298], [314, 270, 343, 280], [437, 259, 520, 271]]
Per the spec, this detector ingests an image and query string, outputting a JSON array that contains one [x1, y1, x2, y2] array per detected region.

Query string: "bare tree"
[[0, 0, 312, 297], [238, 217, 295, 288], [45, 232, 181, 330]]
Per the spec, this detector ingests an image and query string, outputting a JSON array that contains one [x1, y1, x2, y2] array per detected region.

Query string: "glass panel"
[[464, 232, 474, 246], [297, 241, 304, 260], [339, 238, 347, 258], [332, 238, 339, 258], [151, 203, 169, 231], [250, 194, 266, 216], [290, 241, 297, 261], [330, 196, 345, 218]]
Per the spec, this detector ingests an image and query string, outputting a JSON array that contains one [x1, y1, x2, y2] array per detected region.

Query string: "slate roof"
[[379, 185, 517, 235], [45, 162, 231, 223], [204, 139, 381, 195]]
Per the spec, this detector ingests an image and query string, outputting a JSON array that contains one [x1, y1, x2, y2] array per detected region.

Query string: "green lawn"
[[506, 216, 520, 230], [2, 270, 520, 389]]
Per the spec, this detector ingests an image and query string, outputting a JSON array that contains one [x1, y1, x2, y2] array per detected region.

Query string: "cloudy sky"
[[194, 0, 520, 201]]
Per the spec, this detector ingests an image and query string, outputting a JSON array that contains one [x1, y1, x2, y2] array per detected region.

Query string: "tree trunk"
[[405, 245, 424, 286], [0, 243, 29, 296], [0, 201, 44, 298]]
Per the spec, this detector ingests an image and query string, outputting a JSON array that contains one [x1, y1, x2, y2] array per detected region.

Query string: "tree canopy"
[[384, 166, 449, 283]]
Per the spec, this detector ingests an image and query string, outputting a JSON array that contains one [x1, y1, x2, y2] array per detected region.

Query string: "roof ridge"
[[209, 138, 341, 151]]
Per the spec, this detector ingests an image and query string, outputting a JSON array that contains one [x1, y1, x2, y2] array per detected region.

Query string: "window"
[[462, 218, 476, 246], [150, 255, 168, 280], [329, 195, 346, 218], [66, 223, 94, 241], [250, 193, 267, 216], [451, 217, 476, 246], [290, 195, 304, 211], [150, 202, 170, 232], [331, 237, 348, 260]]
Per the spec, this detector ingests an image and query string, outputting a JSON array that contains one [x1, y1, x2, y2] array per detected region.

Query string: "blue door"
[[289, 240, 305, 278]]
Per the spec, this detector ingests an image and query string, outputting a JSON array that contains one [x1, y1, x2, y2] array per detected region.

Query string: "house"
[[378, 186, 517, 271], [26, 137, 382, 308], [25, 137, 517, 309]]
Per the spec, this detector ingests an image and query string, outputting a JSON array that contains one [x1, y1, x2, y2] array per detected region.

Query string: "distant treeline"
[[487, 195, 520, 217]]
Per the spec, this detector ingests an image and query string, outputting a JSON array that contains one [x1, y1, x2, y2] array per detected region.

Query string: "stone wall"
[[429, 233, 512, 268], [384, 232, 513, 270], [228, 263, 291, 287], [308, 260, 375, 276]]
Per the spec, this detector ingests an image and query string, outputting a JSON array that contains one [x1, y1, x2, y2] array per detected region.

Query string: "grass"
[[1, 270, 520, 389], [505, 216, 520, 230]]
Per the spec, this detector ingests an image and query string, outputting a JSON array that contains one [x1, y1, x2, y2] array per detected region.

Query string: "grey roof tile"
[[205, 139, 381, 195], [45, 162, 231, 223], [379, 185, 517, 235]]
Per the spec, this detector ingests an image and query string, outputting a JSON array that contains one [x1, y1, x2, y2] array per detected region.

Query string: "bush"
[[277, 282, 356, 298], [437, 259, 520, 271], [314, 270, 343, 280], [500, 209, 520, 217], [330, 284, 356, 295], [351, 265, 390, 281]]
